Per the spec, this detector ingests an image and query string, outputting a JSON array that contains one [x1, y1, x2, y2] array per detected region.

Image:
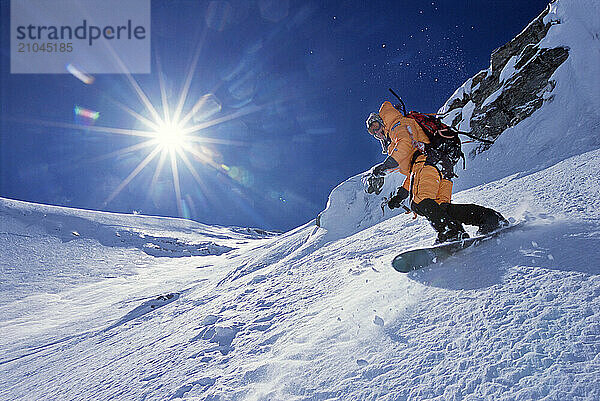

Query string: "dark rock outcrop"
[[441, 2, 569, 154]]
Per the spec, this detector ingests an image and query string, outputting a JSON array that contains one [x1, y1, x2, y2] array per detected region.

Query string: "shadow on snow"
[[408, 219, 600, 290]]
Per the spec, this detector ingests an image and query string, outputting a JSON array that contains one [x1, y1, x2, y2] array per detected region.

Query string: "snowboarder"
[[364, 100, 508, 243]]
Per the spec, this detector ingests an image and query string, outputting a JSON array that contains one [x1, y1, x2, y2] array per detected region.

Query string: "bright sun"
[[154, 121, 188, 151], [45, 47, 265, 217]]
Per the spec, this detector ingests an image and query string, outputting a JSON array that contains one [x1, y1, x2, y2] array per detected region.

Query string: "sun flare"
[[154, 121, 188, 151], [26, 43, 269, 218]]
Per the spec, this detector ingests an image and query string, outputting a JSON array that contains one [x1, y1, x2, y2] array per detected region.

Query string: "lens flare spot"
[[74, 106, 100, 125], [191, 94, 222, 123], [228, 166, 240, 179], [226, 166, 254, 187], [67, 63, 95, 84]]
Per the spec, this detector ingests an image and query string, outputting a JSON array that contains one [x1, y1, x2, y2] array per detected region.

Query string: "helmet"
[[366, 112, 389, 154], [366, 112, 384, 133]]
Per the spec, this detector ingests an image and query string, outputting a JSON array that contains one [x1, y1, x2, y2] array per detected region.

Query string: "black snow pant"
[[411, 199, 467, 243], [440, 203, 508, 235], [412, 199, 507, 242]]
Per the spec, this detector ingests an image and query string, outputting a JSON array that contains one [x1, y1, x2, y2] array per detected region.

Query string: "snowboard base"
[[391, 223, 520, 273]]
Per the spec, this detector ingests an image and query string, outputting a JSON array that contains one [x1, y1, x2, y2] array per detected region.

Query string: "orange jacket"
[[378, 101, 430, 176]]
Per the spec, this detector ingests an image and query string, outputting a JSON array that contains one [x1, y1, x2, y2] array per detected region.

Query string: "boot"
[[412, 199, 469, 244], [477, 210, 509, 235], [440, 203, 509, 235]]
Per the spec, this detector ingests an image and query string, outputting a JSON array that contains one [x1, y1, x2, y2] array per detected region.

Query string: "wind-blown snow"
[[1, 0, 600, 400]]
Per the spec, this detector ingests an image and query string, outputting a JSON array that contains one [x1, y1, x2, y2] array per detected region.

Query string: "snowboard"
[[391, 222, 521, 273]]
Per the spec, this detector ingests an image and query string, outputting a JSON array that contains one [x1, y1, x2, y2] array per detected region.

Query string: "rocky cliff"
[[439, 1, 569, 155]]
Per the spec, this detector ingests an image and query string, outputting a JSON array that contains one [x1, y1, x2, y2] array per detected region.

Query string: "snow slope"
[[2, 0, 600, 399], [1, 145, 599, 401], [0, 199, 276, 307]]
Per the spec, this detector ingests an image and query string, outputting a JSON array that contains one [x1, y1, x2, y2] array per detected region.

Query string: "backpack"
[[405, 111, 465, 179]]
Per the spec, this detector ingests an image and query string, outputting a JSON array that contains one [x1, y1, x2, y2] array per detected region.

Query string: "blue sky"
[[0, 0, 549, 231]]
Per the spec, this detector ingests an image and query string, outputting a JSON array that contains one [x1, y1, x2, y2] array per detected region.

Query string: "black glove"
[[372, 156, 399, 177], [364, 175, 385, 195], [387, 187, 409, 209], [372, 164, 387, 177]]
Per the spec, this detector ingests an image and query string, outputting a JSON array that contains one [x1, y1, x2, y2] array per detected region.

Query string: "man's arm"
[[387, 177, 410, 210], [372, 156, 399, 176]]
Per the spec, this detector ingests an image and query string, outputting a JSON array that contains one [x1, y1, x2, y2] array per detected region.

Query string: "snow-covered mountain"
[[2, 0, 599, 400], [318, 0, 600, 235], [442, 0, 600, 192]]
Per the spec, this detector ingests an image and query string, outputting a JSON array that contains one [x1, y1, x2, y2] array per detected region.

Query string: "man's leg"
[[436, 178, 453, 205], [440, 203, 509, 235], [412, 199, 468, 242], [412, 164, 467, 243]]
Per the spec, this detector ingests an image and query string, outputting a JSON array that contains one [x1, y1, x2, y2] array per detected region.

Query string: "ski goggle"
[[368, 121, 384, 138]]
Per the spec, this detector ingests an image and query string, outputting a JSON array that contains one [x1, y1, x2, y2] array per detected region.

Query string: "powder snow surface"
[[2, 146, 600, 401], [2, 0, 600, 400]]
